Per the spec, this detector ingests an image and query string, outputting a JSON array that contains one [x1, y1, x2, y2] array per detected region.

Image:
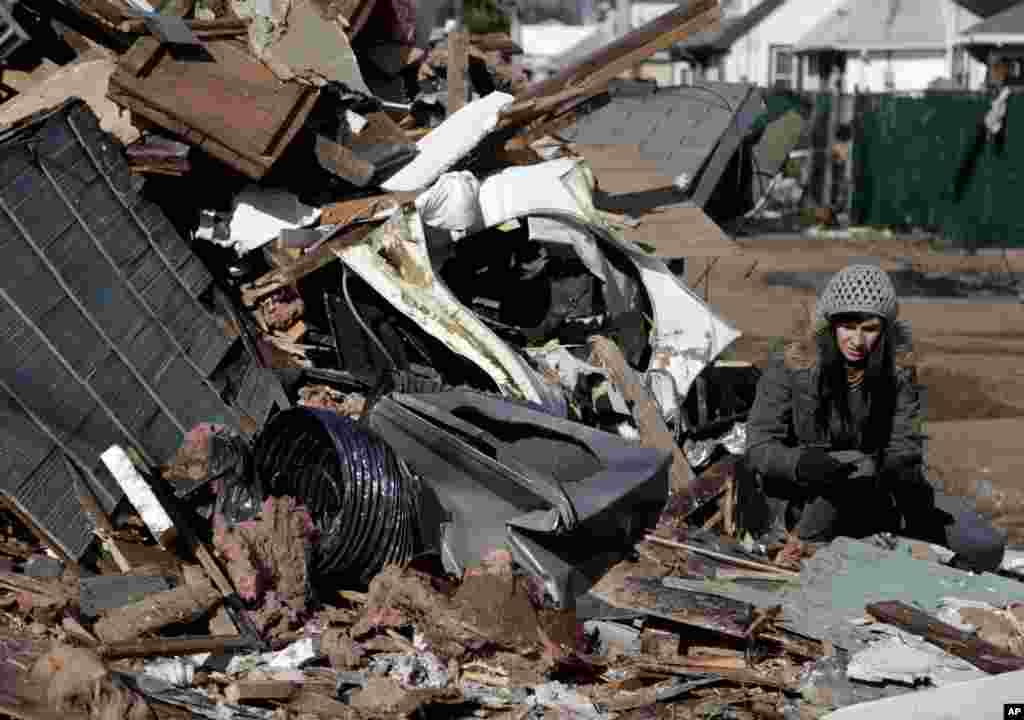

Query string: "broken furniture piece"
[[107, 36, 319, 180]]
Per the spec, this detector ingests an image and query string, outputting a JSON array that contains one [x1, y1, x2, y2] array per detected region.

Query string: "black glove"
[[796, 448, 854, 487]]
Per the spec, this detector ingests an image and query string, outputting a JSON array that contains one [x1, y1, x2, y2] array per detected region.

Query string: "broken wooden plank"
[[78, 0, 132, 26], [502, 1, 719, 147], [447, 31, 468, 115], [100, 635, 264, 660], [241, 223, 380, 306], [589, 336, 693, 494], [515, 0, 719, 103], [121, 17, 250, 34], [505, 110, 588, 151], [0, 570, 68, 606], [636, 658, 791, 690], [644, 535, 800, 578], [320, 193, 417, 228], [498, 86, 595, 130], [93, 565, 221, 644], [866, 601, 1024, 675], [226, 680, 298, 704]]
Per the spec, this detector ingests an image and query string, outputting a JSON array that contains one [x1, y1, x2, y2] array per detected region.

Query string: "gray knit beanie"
[[816, 264, 898, 324], [814, 264, 912, 350]]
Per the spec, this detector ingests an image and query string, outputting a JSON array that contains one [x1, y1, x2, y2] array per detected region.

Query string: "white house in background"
[[673, 0, 842, 86], [555, 0, 840, 87], [519, 21, 601, 78], [529, 0, 987, 91], [793, 0, 988, 91], [957, 0, 1024, 87]]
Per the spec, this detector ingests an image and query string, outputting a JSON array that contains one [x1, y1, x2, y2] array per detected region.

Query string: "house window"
[[807, 53, 819, 78], [770, 44, 796, 88]]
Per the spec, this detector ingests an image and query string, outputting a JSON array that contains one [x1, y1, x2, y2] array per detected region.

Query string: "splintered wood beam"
[[644, 534, 801, 578], [447, 31, 468, 114], [226, 681, 298, 704], [866, 601, 1024, 674], [100, 635, 262, 660], [515, 0, 720, 103]]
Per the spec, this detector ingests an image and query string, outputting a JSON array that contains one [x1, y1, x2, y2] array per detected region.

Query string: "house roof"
[[960, 0, 1024, 43], [950, 0, 1018, 18], [675, 0, 787, 56], [795, 0, 950, 52]]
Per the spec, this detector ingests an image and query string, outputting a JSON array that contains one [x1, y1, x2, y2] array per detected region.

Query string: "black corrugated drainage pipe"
[[252, 407, 419, 587]]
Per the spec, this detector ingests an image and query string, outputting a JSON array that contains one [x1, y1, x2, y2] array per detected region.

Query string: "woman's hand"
[[828, 450, 877, 479], [796, 447, 855, 487]]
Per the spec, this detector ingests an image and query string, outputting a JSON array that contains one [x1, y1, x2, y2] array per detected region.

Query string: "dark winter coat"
[[746, 329, 924, 489]]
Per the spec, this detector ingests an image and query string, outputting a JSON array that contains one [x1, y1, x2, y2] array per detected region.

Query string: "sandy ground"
[[692, 233, 1024, 541]]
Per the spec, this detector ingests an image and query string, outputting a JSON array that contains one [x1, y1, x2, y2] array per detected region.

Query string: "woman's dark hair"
[[814, 314, 898, 454]]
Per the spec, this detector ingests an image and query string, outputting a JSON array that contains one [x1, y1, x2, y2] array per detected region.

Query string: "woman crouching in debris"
[[744, 264, 1006, 573]]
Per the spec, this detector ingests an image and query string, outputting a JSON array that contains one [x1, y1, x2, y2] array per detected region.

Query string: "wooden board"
[[866, 600, 1024, 675], [108, 37, 318, 179], [447, 31, 468, 114], [515, 0, 719, 103]]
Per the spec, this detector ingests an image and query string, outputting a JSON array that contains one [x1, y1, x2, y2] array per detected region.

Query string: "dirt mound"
[[920, 366, 1024, 422]]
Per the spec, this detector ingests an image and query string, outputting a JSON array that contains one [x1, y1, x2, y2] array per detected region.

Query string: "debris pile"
[[0, 0, 1023, 718]]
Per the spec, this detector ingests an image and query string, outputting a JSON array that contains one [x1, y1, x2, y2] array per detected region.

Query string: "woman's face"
[[834, 315, 883, 364]]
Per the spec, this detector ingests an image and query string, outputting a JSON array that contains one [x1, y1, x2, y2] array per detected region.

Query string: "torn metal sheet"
[[470, 157, 741, 417], [116, 672, 276, 719], [342, 157, 741, 424], [334, 209, 567, 413], [368, 389, 671, 607]]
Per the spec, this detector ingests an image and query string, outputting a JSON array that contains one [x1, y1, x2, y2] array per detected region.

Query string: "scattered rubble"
[[0, 0, 1021, 718]]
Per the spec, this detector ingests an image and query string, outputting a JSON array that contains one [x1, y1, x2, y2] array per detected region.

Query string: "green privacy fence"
[[852, 91, 1024, 249]]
